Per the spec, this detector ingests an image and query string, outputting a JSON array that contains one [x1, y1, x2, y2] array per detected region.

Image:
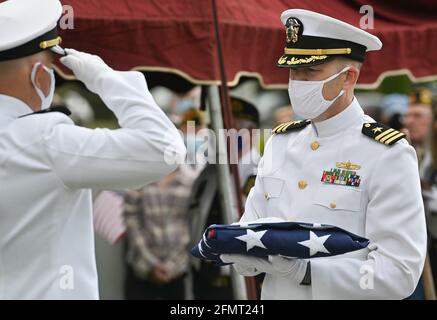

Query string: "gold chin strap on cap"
[[284, 48, 352, 55], [39, 36, 63, 50]]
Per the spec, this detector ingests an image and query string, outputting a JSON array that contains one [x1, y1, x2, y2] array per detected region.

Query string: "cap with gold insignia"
[[409, 87, 433, 107], [0, 0, 64, 61], [231, 97, 260, 126], [277, 9, 382, 68]]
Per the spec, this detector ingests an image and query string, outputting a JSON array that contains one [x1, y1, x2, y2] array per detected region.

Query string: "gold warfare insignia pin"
[[286, 18, 301, 44], [336, 161, 361, 171]]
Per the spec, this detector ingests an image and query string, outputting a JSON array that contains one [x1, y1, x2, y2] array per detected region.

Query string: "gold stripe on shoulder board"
[[385, 132, 406, 145], [374, 128, 405, 145], [379, 130, 400, 143], [273, 121, 298, 133], [362, 122, 406, 146], [280, 122, 294, 132], [374, 128, 395, 141], [272, 120, 309, 134], [273, 122, 290, 133]]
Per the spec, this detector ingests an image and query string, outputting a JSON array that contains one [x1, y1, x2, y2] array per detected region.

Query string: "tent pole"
[[208, 85, 248, 300], [210, 0, 258, 300]]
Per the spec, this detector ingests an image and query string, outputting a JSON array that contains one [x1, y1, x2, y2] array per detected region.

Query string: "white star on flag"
[[298, 231, 331, 256], [235, 229, 267, 251]]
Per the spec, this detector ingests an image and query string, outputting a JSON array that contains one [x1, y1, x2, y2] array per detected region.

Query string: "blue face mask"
[[184, 134, 204, 152], [176, 98, 196, 114]]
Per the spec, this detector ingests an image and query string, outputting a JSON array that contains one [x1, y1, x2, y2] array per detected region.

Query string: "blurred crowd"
[[361, 87, 437, 299], [54, 80, 437, 300]]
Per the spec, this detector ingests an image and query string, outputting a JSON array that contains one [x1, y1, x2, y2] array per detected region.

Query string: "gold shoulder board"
[[362, 122, 406, 146], [272, 120, 311, 134]]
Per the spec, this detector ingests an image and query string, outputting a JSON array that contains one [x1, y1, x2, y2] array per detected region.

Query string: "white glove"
[[221, 254, 308, 284], [220, 254, 261, 276], [60, 49, 113, 93]]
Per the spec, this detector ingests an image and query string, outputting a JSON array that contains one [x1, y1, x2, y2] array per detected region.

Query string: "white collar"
[[0, 94, 33, 122], [311, 97, 363, 138]]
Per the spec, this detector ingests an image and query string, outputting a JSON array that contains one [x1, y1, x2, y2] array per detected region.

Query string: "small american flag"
[[93, 191, 126, 245]]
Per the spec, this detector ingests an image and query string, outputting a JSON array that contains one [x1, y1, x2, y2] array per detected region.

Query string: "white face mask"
[[288, 67, 350, 119], [31, 63, 55, 110]]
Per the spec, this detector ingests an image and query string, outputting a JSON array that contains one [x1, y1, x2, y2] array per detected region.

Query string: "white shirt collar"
[[0, 94, 33, 122], [311, 97, 363, 138]]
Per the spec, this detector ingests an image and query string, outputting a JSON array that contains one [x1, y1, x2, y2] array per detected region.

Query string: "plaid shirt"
[[124, 167, 198, 280]]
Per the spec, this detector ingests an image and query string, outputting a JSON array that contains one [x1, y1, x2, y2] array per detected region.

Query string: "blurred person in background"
[[380, 93, 409, 129], [410, 88, 437, 296], [123, 109, 204, 300], [170, 86, 201, 124], [179, 107, 208, 168], [405, 88, 434, 176], [232, 97, 262, 194], [362, 105, 383, 124], [273, 105, 294, 127], [378, 89, 435, 300]]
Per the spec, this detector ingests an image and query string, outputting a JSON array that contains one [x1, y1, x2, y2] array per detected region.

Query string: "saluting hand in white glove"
[[221, 254, 308, 284], [60, 49, 113, 93]]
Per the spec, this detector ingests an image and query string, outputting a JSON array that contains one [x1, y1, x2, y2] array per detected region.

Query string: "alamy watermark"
[[163, 122, 273, 170], [59, 5, 75, 30], [359, 5, 375, 30], [359, 264, 375, 290], [59, 265, 74, 290]]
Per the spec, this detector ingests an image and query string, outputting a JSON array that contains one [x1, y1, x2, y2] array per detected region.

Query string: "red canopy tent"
[[56, 0, 437, 89]]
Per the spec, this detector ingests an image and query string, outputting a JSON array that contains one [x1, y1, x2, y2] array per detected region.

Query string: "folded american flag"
[[191, 218, 369, 265]]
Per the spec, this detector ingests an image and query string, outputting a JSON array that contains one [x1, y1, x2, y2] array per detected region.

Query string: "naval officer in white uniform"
[[222, 9, 427, 299], [0, 0, 186, 299]]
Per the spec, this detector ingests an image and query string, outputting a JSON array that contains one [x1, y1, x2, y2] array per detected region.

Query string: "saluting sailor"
[[221, 9, 427, 299], [0, 0, 185, 299]]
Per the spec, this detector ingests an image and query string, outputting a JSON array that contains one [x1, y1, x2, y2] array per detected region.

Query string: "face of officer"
[[404, 104, 433, 146], [288, 58, 361, 122], [0, 51, 54, 112]]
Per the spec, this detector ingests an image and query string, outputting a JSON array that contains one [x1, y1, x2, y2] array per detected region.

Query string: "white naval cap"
[[0, 0, 63, 61], [277, 9, 382, 68]]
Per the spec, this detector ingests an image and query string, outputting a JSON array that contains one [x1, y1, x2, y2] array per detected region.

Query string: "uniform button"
[[311, 141, 320, 151], [264, 192, 269, 200], [298, 180, 308, 189], [330, 201, 337, 209]]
